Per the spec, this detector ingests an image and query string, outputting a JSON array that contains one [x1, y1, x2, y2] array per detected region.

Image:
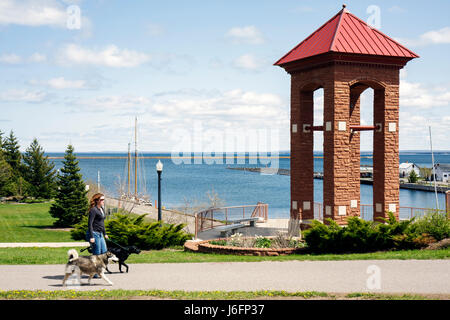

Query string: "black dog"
[[105, 245, 141, 273]]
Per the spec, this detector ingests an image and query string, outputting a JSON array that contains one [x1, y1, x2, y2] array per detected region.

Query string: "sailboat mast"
[[429, 126, 440, 210], [127, 142, 131, 197], [135, 117, 138, 200]]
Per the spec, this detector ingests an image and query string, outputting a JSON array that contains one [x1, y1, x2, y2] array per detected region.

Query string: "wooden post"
[[446, 190, 450, 217], [195, 213, 198, 240]]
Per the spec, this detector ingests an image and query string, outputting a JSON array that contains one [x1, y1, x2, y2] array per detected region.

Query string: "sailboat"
[[120, 117, 152, 206]]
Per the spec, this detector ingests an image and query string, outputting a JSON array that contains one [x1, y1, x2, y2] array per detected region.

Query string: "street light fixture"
[[156, 160, 163, 222]]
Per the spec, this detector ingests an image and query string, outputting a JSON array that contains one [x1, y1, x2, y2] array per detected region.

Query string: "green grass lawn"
[[0, 202, 449, 265], [0, 289, 445, 300], [0, 202, 78, 242], [0, 246, 448, 265]]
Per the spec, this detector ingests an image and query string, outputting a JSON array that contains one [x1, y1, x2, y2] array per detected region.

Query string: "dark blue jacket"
[[88, 206, 106, 237]]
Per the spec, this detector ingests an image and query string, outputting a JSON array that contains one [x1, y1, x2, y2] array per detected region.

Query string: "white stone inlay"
[[388, 122, 396, 132], [303, 201, 311, 210], [376, 203, 382, 212]]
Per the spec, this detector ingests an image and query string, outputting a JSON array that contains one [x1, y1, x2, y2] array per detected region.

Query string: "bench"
[[215, 223, 246, 237], [227, 217, 260, 227]]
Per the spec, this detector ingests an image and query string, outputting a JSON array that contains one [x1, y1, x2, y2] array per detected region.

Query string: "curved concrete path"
[[0, 259, 448, 295]]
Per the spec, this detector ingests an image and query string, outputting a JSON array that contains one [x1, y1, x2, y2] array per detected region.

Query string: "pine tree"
[[3, 131, 22, 173], [22, 138, 56, 199], [1, 130, 29, 197], [408, 170, 419, 183], [49, 145, 89, 227], [0, 129, 4, 153], [0, 154, 13, 196]]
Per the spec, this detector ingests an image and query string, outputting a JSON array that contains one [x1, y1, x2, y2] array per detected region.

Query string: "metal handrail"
[[194, 203, 268, 239]]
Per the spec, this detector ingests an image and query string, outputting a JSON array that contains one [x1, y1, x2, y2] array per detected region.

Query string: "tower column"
[[373, 86, 400, 221], [323, 82, 351, 224], [291, 85, 314, 220]]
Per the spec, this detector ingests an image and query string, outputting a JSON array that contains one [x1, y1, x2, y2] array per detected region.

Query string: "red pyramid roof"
[[274, 6, 419, 66]]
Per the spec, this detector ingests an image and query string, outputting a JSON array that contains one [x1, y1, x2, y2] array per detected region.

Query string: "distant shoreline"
[[47, 155, 376, 160], [43, 150, 450, 154], [226, 167, 450, 193]]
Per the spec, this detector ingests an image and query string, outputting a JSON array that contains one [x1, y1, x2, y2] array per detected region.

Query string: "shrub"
[[408, 170, 419, 183], [303, 212, 426, 254], [407, 210, 450, 241], [209, 240, 227, 246], [71, 212, 193, 250], [254, 236, 271, 248]]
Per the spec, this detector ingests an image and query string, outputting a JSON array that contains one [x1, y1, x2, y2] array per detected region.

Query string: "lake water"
[[47, 151, 449, 219]]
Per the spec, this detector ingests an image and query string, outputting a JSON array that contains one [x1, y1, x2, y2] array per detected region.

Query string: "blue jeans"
[[92, 232, 107, 255]]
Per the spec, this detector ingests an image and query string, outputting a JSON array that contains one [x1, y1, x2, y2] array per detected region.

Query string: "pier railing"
[[317, 203, 436, 221], [194, 203, 268, 239]]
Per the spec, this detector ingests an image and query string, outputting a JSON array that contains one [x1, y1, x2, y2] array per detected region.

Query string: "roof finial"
[[342, 4, 347, 9]]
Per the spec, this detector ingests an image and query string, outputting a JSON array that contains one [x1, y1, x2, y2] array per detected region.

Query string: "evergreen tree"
[[0, 129, 4, 153], [3, 131, 22, 173], [49, 145, 89, 227], [0, 130, 29, 197], [0, 155, 13, 196], [22, 138, 56, 199], [408, 170, 419, 183]]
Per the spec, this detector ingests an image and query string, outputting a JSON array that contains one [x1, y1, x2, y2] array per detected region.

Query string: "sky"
[[0, 0, 449, 153]]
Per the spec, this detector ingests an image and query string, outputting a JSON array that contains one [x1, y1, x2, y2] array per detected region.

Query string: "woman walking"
[[87, 193, 109, 255]]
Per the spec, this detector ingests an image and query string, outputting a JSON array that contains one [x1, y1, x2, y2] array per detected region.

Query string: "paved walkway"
[[1, 200, 448, 295], [0, 259, 449, 294]]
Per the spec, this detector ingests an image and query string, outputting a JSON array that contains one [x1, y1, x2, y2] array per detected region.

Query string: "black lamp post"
[[156, 160, 163, 222]]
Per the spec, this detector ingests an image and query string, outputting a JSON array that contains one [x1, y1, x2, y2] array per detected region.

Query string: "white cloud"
[[28, 53, 47, 63], [225, 26, 265, 44], [46, 77, 85, 89], [400, 80, 450, 108], [0, 52, 47, 64], [399, 110, 450, 150], [396, 26, 450, 47], [232, 54, 265, 72], [57, 44, 151, 67], [0, 89, 48, 103], [388, 6, 406, 13], [76, 95, 151, 112], [151, 89, 285, 125], [0, 0, 67, 27], [0, 53, 22, 64]]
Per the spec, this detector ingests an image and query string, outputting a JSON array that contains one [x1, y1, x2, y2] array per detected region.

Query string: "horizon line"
[[42, 149, 450, 153]]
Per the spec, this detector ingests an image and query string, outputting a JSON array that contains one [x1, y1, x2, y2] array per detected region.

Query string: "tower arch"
[[275, 6, 418, 224]]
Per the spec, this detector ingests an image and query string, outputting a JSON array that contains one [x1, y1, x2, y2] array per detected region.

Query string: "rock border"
[[184, 238, 307, 256]]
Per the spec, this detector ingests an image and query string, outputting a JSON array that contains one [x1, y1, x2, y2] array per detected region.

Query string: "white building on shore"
[[399, 162, 420, 178], [434, 163, 450, 183]]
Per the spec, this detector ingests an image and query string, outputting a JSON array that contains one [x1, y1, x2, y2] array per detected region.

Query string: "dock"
[[226, 167, 450, 193]]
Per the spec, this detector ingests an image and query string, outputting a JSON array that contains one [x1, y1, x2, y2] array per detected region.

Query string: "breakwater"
[[226, 167, 450, 193]]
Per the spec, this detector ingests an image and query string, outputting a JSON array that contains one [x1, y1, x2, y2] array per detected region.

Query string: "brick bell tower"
[[275, 5, 418, 223]]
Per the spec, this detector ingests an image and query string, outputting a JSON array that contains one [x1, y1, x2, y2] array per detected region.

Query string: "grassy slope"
[[0, 203, 77, 242], [0, 202, 448, 265]]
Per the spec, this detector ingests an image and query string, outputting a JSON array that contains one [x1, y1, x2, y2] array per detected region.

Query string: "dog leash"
[[106, 238, 129, 251]]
